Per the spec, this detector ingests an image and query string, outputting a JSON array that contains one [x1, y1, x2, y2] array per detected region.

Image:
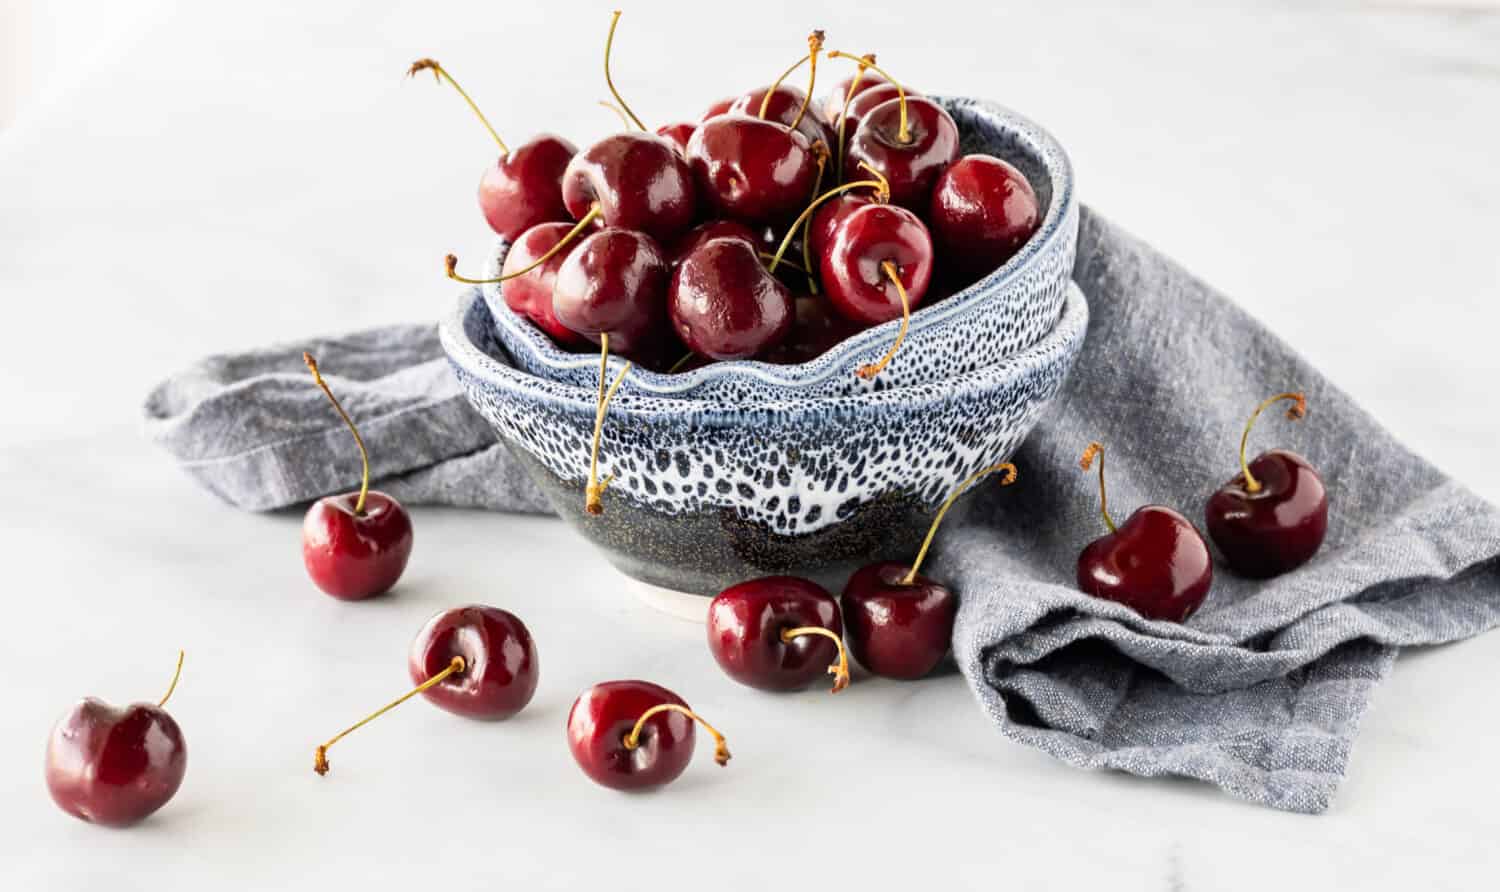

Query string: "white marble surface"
[[2, 1, 1498, 888]]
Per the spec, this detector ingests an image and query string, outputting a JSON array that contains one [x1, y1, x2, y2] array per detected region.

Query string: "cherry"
[[312, 606, 538, 775], [765, 293, 863, 364], [408, 59, 573, 241], [700, 96, 735, 122], [821, 60, 890, 125], [1077, 443, 1213, 622], [301, 354, 413, 601], [831, 53, 957, 211], [1206, 393, 1328, 578], [686, 115, 819, 225], [655, 122, 696, 155], [669, 237, 794, 360], [821, 201, 933, 377], [727, 31, 833, 152], [807, 191, 873, 261], [929, 154, 1040, 281], [667, 219, 758, 266], [844, 463, 1017, 679], [567, 680, 731, 791], [707, 576, 850, 692], [46, 652, 188, 828], [472, 222, 589, 346]]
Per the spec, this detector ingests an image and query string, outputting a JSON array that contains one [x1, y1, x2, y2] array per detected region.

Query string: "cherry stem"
[[767, 164, 890, 273], [1239, 392, 1307, 493], [313, 656, 465, 777], [304, 352, 370, 515], [407, 59, 508, 156], [1079, 442, 1115, 534], [604, 11, 647, 131], [157, 650, 185, 708], [759, 30, 824, 127], [598, 100, 635, 130], [828, 51, 908, 143], [800, 142, 829, 294], [757, 252, 808, 274], [623, 703, 732, 767], [585, 334, 632, 516], [445, 204, 602, 285], [834, 54, 876, 184], [855, 261, 910, 379], [901, 462, 1018, 585], [780, 626, 850, 693]]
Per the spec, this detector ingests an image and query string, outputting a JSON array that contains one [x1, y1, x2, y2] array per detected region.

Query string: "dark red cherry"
[[46, 654, 187, 827], [845, 96, 959, 210], [729, 85, 834, 155], [832, 84, 923, 150], [553, 228, 671, 362], [707, 576, 849, 692], [567, 680, 731, 791], [821, 68, 894, 125], [667, 219, 758, 266], [562, 133, 697, 243], [498, 222, 590, 347], [300, 354, 413, 601], [929, 154, 1040, 281], [686, 114, 819, 224], [765, 294, 863, 364], [669, 237, 793, 360], [655, 122, 696, 155], [409, 605, 539, 719], [1076, 443, 1212, 622], [821, 202, 933, 326], [808, 191, 874, 260], [1205, 394, 1328, 578]]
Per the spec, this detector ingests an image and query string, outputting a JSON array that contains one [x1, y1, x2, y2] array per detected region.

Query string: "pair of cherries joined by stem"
[[1076, 393, 1328, 622], [708, 462, 1018, 689]]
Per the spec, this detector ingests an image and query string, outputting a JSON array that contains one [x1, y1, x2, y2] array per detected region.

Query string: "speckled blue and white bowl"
[[479, 96, 1077, 404], [443, 279, 1088, 597]]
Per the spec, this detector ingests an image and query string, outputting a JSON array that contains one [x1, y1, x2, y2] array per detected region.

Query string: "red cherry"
[[655, 122, 696, 155], [707, 576, 849, 692], [845, 96, 959, 210], [807, 191, 874, 260], [929, 154, 1040, 280], [493, 222, 590, 347], [45, 653, 188, 827], [843, 464, 1017, 678], [552, 229, 671, 361], [822, 202, 932, 326], [567, 680, 731, 791], [562, 133, 696, 243], [1205, 393, 1328, 578], [300, 354, 413, 601], [686, 115, 819, 224], [820, 63, 891, 125], [700, 95, 735, 122], [669, 237, 793, 360], [830, 84, 917, 148], [1077, 443, 1213, 622], [728, 85, 834, 156], [667, 219, 758, 267]]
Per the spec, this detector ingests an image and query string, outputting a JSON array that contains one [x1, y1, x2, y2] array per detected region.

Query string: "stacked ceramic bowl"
[[442, 97, 1086, 600]]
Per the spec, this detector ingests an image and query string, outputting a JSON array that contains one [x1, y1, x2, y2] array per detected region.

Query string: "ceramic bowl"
[[479, 96, 1077, 403], [442, 280, 1088, 598]]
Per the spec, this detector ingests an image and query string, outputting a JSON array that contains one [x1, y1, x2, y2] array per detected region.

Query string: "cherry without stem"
[[669, 237, 794, 360]]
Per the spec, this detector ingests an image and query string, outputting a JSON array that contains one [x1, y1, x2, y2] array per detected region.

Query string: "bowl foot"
[[627, 577, 710, 624]]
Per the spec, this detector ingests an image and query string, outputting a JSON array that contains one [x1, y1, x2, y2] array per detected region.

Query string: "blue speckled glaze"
[[480, 96, 1077, 403], [442, 282, 1088, 593]]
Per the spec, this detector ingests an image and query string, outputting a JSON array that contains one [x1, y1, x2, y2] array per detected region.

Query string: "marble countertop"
[[2, 1, 1497, 888]]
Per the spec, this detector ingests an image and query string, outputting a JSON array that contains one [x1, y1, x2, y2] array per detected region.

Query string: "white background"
[[2, 1, 1498, 889]]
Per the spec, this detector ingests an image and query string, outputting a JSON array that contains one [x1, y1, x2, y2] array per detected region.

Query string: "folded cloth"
[[143, 207, 1500, 813]]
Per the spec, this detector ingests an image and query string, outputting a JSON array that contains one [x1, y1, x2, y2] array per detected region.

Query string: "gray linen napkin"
[[143, 207, 1500, 813]]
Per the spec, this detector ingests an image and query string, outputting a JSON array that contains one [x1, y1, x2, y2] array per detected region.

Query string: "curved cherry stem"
[[767, 163, 890, 273], [157, 651, 185, 708], [407, 59, 508, 156], [665, 352, 696, 374], [597, 100, 634, 130], [780, 626, 850, 692], [855, 261, 910, 379], [800, 141, 829, 294], [445, 204, 602, 285], [757, 252, 808, 274], [585, 334, 632, 516], [1079, 442, 1115, 534], [834, 53, 875, 185], [1239, 392, 1307, 493], [828, 51, 908, 143], [603, 11, 647, 131], [759, 30, 824, 127], [304, 352, 370, 515], [902, 462, 1018, 585], [623, 703, 731, 766], [313, 656, 465, 777]]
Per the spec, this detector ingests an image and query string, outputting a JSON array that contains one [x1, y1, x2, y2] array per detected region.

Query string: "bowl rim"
[[442, 280, 1089, 425], [483, 95, 1076, 396]]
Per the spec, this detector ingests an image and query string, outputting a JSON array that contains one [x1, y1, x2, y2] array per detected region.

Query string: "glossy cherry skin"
[[1206, 449, 1328, 578], [655, 122, 696, 155], [666, 219, 757, 267], [562, 133, 696, 243], [46, 699, 186, 827], [808, 191, 874, 260], [553, 228, 671, 362], [821, 202, 933, 325], [409, 605, 538, 720], [821, 72, 894, 125], [841, 561, 955, 679], [728, 85, 834, 153], [686, 114, 818, 225], [567, 680, 695, 791], [765, 294, 863, 364], [478, 134, 576, 240], [929, 154, 1040, 281], [500, 223, 589, 347], [700, 96, 735, 122], [1078, 506, 1213, 622], [302, 491, 413, 601], [845, 97, 960, 210], [669, 237, 793, 360], [707, 576, 842, 692], [829, 83, 923, 150]]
